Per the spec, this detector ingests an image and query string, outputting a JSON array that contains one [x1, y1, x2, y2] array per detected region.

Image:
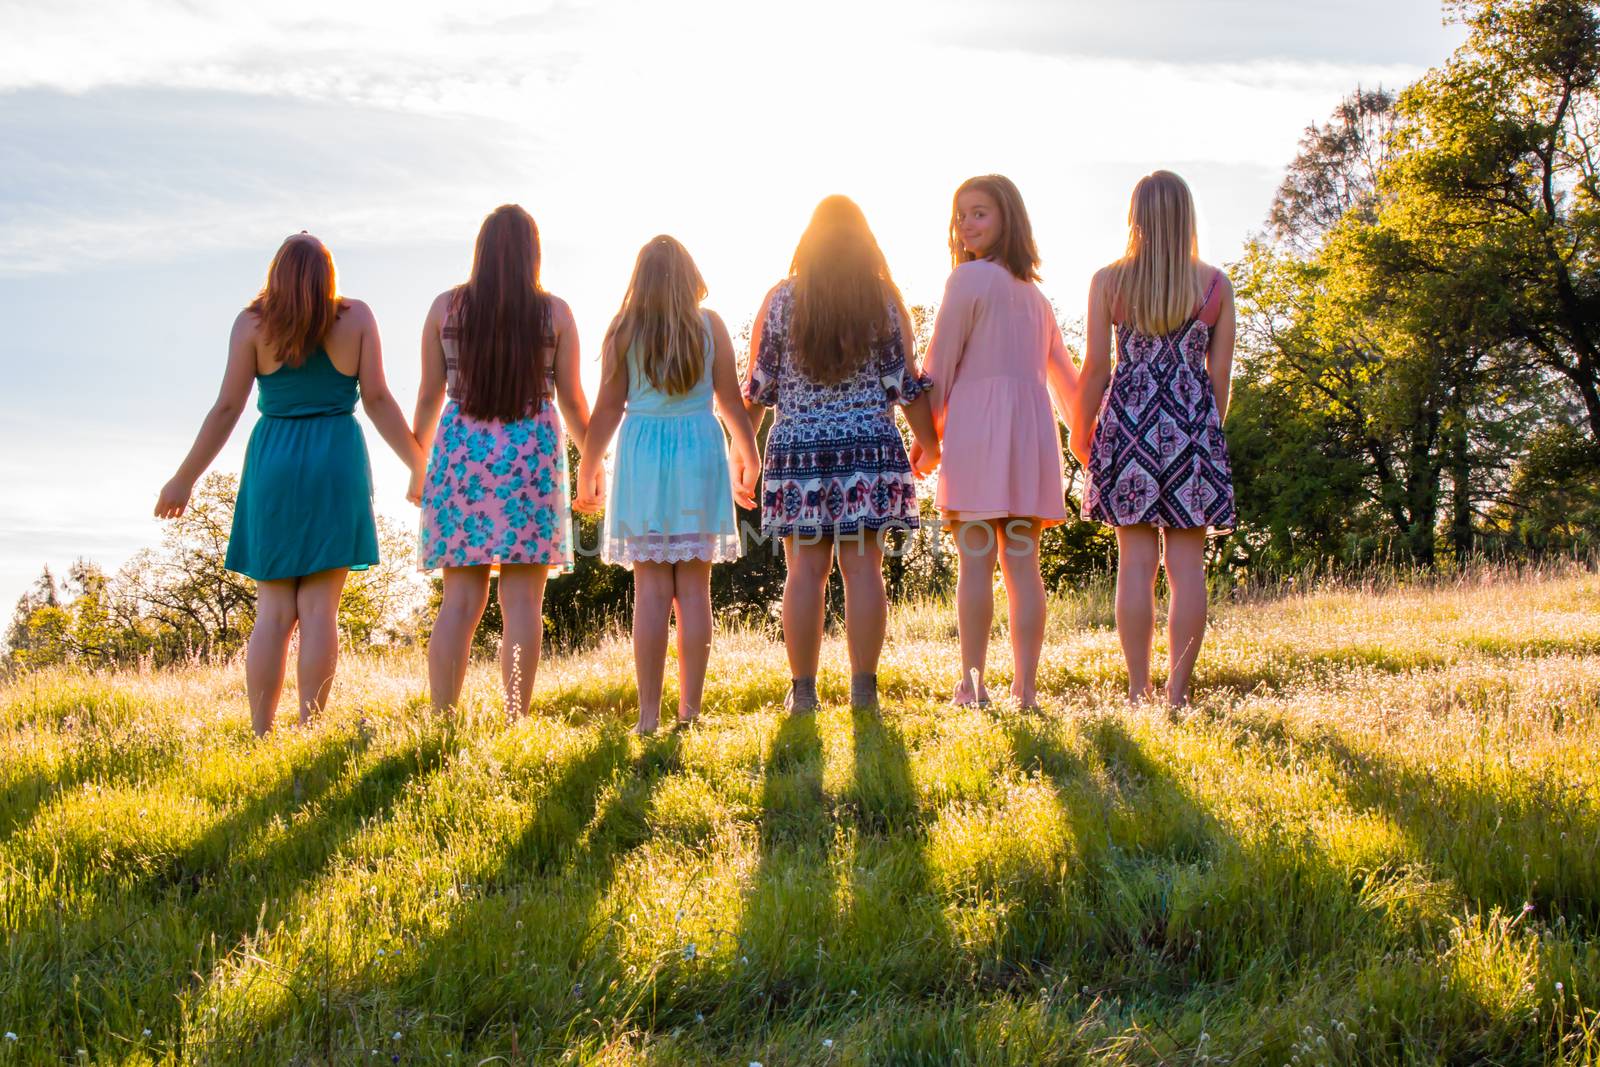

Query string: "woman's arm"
[[708, 309, 761, 509], [921, 267, 978, 437], [154, 311, 258, 518], [1208, 275, 1236, 422], [352, 300, 426, 480], [1044, 317, 1081, 432], [741, 288, 778, 442], [411, 292, 451, 454], [551, 298, 592, 455], [575, 320, 628, 513], [1070, 269, 1115, 469]]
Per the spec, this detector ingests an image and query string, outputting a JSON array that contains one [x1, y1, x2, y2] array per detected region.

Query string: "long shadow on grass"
[[12, 723, 449, 1060], [731, 710, 838, 1020], [841, 707, 955, 986], [222, 725, 685, 1061]]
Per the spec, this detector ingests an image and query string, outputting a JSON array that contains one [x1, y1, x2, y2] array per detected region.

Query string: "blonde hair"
[[606, 235, 707, 397], [1112, 170, 1203, 336], [790, 195, 911, 385]]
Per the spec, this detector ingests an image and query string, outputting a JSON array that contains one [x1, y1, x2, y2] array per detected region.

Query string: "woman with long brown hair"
[[412, 204, 592, 718], [155, 233, 424, 735], [1073, 170, 1236, 707], [744, 195, 941, 713]]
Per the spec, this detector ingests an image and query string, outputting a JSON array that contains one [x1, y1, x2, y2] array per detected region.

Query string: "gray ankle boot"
[[850, 672, 879, 710], [784, 676, 820, 714]]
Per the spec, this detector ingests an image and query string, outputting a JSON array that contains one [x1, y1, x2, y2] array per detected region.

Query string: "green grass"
[[3, 569, 1600, 1064]]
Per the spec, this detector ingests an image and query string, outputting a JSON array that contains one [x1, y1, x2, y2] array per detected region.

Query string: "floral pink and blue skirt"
[[419, 400, 573, 573]]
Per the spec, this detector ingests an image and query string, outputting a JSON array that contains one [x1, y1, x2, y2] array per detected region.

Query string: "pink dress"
[[923, 259, 1069, 527]]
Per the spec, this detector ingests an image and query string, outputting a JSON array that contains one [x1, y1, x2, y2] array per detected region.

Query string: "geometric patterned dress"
[[1082, 270, 1236, 533]]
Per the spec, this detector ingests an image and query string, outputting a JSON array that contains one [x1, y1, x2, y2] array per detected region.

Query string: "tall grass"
[[1, 567, 1597, 1064]]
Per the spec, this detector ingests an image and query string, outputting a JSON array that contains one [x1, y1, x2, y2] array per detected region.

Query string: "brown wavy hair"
[[788, 195, 911, 385], [452, 204, 552, 420], [246, 233, 345, 367], [606, 235, 707, 397], [948, 174, 1041, 282]]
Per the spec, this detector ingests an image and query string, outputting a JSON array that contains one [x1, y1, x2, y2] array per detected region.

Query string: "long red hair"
[[246, 234, 344, 367], [789, 195, 910, 385], [453, 204, 552, 420]]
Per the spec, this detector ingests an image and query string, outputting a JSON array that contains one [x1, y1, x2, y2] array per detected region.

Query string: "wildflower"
[[1199, 1033, 1209, 1044], [142, 1029, 152, 1038], [682, 942, 697, 961], [392, 1032, 402, 1041], [849, 989, 858, 997], [1523, 902, 1535, 913], [695, 1013, 705, 1024], [751, 1062, 763, 1067], [739, 955, 748, 965], [1557, 981, 1566, 992], [376, 949, 385, 957], [823, 1038, 835, 1049], [4, 1033, 16, 1041]]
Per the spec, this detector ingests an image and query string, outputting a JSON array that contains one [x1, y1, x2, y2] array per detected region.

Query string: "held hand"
[[910, 441, 941, 479], [574, 461, 605, 514], [154, 476, 193, 519], [733, 457, 759, 511], [406, 465, 426, 507]]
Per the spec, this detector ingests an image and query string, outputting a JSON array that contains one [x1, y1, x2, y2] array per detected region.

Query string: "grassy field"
[[2, 569, 1599, 1065]]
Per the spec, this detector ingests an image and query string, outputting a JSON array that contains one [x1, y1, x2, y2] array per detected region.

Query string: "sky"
[[0, 0, 1466, 621]]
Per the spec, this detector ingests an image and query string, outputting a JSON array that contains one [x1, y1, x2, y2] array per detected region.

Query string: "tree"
[[1388, 0, 1600, 441]]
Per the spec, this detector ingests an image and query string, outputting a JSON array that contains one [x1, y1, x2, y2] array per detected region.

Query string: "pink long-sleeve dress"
[[923, 259, 1069, 527]]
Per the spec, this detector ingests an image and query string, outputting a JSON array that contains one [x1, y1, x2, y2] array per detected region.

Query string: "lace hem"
[[602, 532, 743, 565]]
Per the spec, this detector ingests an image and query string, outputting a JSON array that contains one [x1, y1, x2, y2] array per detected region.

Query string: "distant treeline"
[[6, 0, 1597, 672]]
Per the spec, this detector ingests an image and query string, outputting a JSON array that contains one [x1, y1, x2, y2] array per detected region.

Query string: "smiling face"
[[955, 188, 1003, 259]]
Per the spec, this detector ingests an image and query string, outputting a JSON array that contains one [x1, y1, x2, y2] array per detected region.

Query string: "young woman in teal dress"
[[155, 234, 424, 735], [576, 235, 760, 734]]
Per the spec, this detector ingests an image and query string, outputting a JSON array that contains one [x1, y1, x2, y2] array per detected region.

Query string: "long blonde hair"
[[790, 195, 911, 385], [606, 235, 707, 397], [1112, 170, 1203, 336]]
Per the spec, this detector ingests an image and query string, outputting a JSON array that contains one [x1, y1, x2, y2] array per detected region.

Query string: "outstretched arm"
[[708, 310, 760, 509], [575, 321, 629, 513], [155, 311, 257, 518]]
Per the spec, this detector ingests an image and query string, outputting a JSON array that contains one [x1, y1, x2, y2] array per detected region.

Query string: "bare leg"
[[953, 520, 999, 704], [497, 564, 549, 718], [1114, 525, 1161, 702], [1162, 528, 1210, 708], [630, 561, 675, 732], [428, 566, 491, 714], [293, 567, 349, 725], [246, 579, 298, 736], [836, 535, 887, 707], [781, 536, 834, 679], [671, 560, 714, 723], [997, 520, 1046, 706]]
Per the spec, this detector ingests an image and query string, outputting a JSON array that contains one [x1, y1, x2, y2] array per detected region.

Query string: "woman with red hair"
[[155, 233, 424, 735]]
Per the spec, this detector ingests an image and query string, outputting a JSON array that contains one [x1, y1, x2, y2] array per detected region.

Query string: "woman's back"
[[622, 313, 714, 418]]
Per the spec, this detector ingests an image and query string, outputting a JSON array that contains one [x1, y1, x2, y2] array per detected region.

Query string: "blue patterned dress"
[[743, 281, 929, 537], [1083, 270, 1236, 533]]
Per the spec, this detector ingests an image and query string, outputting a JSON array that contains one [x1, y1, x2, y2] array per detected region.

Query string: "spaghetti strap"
[[1197, 269, 1225, 327]]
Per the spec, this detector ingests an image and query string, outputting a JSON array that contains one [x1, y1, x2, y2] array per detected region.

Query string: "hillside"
[[2, 570, 1598, 1065]]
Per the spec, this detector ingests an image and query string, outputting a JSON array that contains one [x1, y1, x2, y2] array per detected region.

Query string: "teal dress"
[[601, 313, 741, 566], [225, 349, 379, 581]]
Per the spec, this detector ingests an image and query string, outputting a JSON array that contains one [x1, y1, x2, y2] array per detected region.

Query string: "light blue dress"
[[602, 313, 742, 566]]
